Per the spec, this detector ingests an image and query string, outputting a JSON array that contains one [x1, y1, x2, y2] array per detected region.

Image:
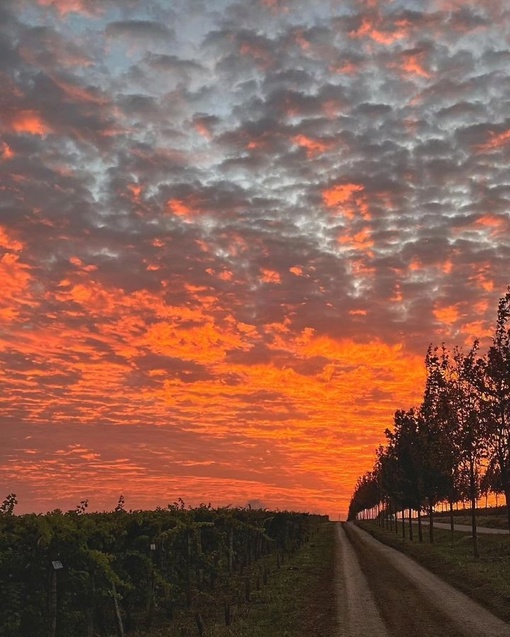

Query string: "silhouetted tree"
[[475, 288, 510, 530], [443, 344, 487, 557]]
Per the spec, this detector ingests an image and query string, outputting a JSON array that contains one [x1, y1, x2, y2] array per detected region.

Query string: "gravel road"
[[336, 522, 510, 637], [418, 520, 510, 534]]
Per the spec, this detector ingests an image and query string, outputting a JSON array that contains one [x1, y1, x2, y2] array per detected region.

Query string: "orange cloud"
[[433, 304, 460, 325], [127, 183, 143, 201], [261, 0, 289, 13], [322, 183, 364, 207], [291, 134, 333, 157], [166, 198, 201, 220], [50, 76, 106, 105], [338, 227, 374, 253], [398, 52, 431, 78], [1, 141, 14, 160], [218, 270, 234, 281], [194, 120, 212, 140], [0, 227, 23, 252], [391, 282, 403, 303], [239, 42, 273, 70], [294, 30, 310, 51], [349, 17, 408, 45], [36, 0, 100, 16], [330, 61, 359, 75], [11, 111, 52, 136], [474, 214, 508, 237], [0, 252, 32, 321], [69, 256, 97, 272], [477, 130, 510, 152], [260, 268, 281, 284], [440, 260, 453, 274], [323, 183, 372, 223], [0, 249, 430, 519]]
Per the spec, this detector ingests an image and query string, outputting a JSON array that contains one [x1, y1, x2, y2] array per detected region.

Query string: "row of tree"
[[0, 496, 326, 637], [348, 288, 510, 557]]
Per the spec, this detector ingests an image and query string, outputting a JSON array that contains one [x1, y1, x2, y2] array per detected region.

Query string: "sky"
[[1, 0, 509, 519]]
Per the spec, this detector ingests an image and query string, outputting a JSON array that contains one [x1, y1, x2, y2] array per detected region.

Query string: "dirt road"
[[418, 520, 509, 534], [336, 522, 510, 637]]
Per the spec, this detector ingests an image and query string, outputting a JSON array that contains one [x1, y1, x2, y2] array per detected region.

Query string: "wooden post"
[[195, 612, 206, 637], [87, 572, 95, 637], [112, 581, 125, 637], [228, 528, 234, 573], [49, 568, 57, 637], [224, 601, 231, 626], [186, 531, 192, 608]]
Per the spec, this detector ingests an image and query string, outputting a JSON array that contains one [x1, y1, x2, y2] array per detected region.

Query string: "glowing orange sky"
[[1, 0, 509, 519]]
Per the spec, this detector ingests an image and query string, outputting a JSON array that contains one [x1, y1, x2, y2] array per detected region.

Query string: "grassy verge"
[[228, 520, 338, 637], [145, 521, 338, 637], [357, 520, 510, 623], [433, 514, 509, 529]]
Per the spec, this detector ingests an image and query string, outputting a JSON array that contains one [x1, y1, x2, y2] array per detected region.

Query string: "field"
[[0, 503, 336, 637]]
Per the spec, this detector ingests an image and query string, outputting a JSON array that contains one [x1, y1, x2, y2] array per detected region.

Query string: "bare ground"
[[337, 522, 510, 637]]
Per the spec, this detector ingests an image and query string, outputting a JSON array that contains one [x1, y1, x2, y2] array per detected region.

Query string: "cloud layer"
[[1, 0, 509, 517]]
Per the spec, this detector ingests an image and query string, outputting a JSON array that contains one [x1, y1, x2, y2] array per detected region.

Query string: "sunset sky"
[[1, 0, 510, 519]]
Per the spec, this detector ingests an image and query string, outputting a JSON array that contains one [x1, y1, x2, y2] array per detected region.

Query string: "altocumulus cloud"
[[0, 0, 509, 518]]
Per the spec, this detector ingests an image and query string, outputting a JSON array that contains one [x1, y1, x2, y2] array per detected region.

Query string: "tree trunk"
[[408, 509, 413, 541], [417, 508, 423, 543], [504, 485, 510, 532], [401, 508, 405, 539], [428, 503, 434, 544], [469, 459, 479, 558], [449, 499, 455, 543]]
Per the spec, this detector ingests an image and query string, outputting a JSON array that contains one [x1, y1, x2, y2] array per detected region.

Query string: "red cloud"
[[11, 111, 52, 136], [36, 0, 100, 16]]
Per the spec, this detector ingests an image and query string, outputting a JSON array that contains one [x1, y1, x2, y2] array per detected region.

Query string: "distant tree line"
[[348, 288, 510, 557]]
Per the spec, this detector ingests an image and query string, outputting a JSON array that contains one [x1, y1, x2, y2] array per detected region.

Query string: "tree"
[[384, 409, 424, 541], [417, 346, 455, 544], [476, 288, 510, 530], [347, 471, 380, 521], [480, 458, 504, 507], [0, 493, 17, 515], [443, 344, 487, 557]]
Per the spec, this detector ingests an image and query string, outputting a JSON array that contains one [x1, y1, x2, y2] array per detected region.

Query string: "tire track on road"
[[340, 522, 510, 637], [336, 523, 388, 637]]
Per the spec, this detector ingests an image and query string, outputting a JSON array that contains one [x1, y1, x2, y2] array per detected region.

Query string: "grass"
[[144, 521, 338, 637], [358, 519, 510, 623], [226, 520, 338, 637]]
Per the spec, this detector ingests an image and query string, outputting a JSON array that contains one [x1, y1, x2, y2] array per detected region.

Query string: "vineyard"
[[0, 497, 327, 637]]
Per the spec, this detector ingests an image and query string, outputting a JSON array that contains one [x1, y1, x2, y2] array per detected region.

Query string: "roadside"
[[357, 519, 510, 624], [215, 520, 338, 637]]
